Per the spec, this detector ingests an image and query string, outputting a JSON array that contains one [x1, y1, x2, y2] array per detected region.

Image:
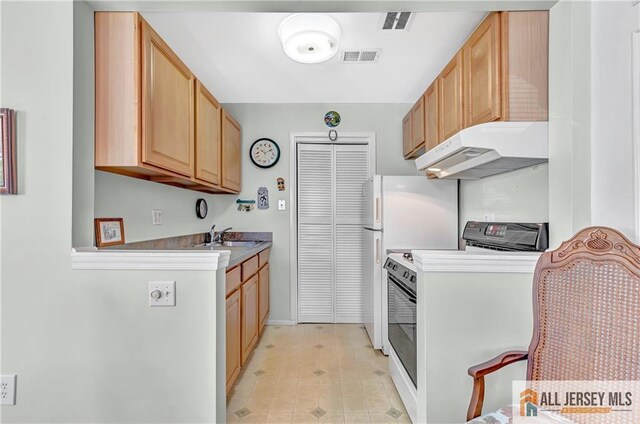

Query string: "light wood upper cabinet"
[[226, 289, 241, 393], [95, 12, 241, 195], [424, 81, 439, 151], [438, 52, 464, 143], [411, 97, 425, 154], [222, 110, 242, 192], [258, 263, 270, 335], [402, 112, 412, 158], [141, 20, 195, 177], [195, 81, 222, 185], [241, 274, 259, 365], [463, 12, 501, 127]]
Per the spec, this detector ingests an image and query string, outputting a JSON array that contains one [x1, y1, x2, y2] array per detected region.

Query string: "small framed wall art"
[[0, 108, 17, 194], [94, 218, 125, 247]]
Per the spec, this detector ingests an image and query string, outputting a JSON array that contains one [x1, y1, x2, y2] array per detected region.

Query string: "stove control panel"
[[463, 221, 549, 252]]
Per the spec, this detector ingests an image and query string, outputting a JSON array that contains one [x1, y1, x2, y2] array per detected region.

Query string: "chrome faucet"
[[214, 227, 233, 244], [209, 224, 216, 244]]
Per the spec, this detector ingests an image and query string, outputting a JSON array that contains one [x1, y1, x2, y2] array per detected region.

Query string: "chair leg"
[[466, 377, 485, 421]]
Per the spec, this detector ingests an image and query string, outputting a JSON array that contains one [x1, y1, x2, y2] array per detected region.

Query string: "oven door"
[[387, 273, 417, 387]]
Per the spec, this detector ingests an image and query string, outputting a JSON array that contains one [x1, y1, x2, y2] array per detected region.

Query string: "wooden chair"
[[466, 227, 640, 422]]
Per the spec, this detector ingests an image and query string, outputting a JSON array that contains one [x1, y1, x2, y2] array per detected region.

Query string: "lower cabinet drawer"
[[226, 266, 242, 297], [242, 255, 259, 281]]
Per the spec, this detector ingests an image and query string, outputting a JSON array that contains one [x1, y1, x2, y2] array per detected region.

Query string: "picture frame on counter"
[[94, 218, 125, 247], [0, 108, 17, 195]]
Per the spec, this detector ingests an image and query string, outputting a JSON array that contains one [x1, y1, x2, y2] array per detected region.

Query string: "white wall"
[[590, 0, 637, 240], [459, 164, 549, 232], [1, 2, 219, 422]]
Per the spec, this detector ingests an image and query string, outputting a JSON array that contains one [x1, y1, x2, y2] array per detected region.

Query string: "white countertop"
[[412, 248, 542, 273]]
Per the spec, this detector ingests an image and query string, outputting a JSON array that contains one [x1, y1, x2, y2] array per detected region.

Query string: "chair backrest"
[[527, 227, 640, 381]]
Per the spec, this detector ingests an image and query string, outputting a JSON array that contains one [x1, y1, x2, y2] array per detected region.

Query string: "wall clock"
[[196, 198, 208, 219], [250, 138, 280, 168]]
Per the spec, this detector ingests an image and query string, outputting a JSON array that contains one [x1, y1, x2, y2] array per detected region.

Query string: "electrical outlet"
[[152, 209, 163, 226], [1, 375, 16, 405], [149, 281, 176, 307], [278, 200, 286, 211], [482, 213, 495, 222]]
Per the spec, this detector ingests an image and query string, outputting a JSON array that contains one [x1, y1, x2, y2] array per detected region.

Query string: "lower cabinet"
[[241, 274, 259, 365], [258, 263, 270, 334], [225, 289, 241, 393], [225, 249, 270, 392]]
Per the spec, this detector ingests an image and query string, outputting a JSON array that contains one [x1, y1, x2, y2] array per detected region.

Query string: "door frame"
[[289, 132, 377, 324]]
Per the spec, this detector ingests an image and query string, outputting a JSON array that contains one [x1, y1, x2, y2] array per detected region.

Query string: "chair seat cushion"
[[467, 405, 575, 423]]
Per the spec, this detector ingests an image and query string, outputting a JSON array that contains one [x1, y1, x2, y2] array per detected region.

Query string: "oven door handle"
[[389, 278, 416, 304]]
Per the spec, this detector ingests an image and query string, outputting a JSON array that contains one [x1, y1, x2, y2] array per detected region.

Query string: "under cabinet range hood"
[[414, 122, 549, 179]]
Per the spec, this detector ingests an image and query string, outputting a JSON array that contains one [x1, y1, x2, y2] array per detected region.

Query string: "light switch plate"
[[278, 200, 286, 211], [152, 209, 163, 225], [149, 281, 176, 307], [1, 375, 16, 405]]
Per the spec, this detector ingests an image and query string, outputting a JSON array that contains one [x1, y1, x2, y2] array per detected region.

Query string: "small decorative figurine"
[[277, 177, 285, 191]]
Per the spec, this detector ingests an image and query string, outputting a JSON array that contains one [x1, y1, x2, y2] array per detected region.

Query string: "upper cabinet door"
[[410, 96, 425, 153], [141, 20, 195, 177], [221, 110, 242, 193], [464, 12, 501, 127], [195, 80, 222, 185], [424, 81, 439, 151], [438, 52, 464, 143], [402, 112, 412, 158]]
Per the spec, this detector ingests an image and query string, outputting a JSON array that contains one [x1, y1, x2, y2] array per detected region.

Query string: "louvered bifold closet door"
[[334, 145, 370, 323], [297, 144, 334, 323]]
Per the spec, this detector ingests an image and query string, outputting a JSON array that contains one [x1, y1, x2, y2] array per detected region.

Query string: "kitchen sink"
[[192, 241, 262, 248]]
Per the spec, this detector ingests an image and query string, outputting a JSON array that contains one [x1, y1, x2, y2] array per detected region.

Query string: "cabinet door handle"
[[376, 238, 381, 264], [375, 198, 381, 224]]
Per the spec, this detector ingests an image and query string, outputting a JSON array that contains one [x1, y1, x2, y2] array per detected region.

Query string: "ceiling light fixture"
[[278, 14, 341, 64]]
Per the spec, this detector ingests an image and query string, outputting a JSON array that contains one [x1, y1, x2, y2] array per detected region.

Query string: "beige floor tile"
[[369, 413, 396, 423], [266, 413, 294, 423], [363, 383, 387, 399], [275, 382, 299, 397], [295, 397, 320, 413], [297, 383, 320, 398], [342, 397, 369, 413], [319, 413, 345, 423], [388, 397, 408, 416], [246, 397, 274, 413], [344, 412, 371, 424], [319, 397, 344, 412], [292, 412, 319, 424], [227, 413, 241, 423], [319, 383, 342, 398], [269, 397, 296, 413], [241, 412, 268, 423], [228, 397, 250, 413], [365, 397, 392, 415], [253, 384, 279, 397], [395, 413, 411, 423], [341, 383, 364, 398]]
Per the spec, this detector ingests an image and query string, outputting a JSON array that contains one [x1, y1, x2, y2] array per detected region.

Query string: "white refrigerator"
[[363, 176, 458, 353]]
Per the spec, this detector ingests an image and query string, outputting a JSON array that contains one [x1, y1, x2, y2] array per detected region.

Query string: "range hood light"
[[426, 167, 441, 172], [464, 150, 482, 157]]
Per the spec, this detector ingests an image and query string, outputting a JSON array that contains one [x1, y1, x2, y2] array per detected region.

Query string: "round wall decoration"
[[250, 138, 281, 168], [324, 111, 341, 128], [196, 198, 208, 219]]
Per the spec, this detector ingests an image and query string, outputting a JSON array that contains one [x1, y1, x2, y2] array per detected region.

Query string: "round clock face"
[[250, 138, 280, 169], [196, 198, 208, 219]]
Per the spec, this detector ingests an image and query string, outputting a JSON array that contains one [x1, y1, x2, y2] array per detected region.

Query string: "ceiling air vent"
[[340, 49, 381, 63], [382, 12, 413, 30]]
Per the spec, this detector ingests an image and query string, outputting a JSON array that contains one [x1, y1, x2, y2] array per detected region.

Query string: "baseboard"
[[266, 319, 296, 326]]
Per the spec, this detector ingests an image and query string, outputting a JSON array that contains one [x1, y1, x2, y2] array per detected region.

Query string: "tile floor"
[[226, 324, 410, 424]]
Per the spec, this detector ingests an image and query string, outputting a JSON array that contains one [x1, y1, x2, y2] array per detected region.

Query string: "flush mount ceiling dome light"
[[278, 14, 341, 64]]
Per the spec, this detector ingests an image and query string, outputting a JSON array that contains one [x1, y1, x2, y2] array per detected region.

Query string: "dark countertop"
[[190, 241, 272, 268], [100, 232, 272, 268]]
